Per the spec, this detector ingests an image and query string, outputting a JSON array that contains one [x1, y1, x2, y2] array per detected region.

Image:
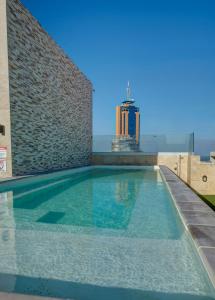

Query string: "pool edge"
[[159, 165, 215, 289]]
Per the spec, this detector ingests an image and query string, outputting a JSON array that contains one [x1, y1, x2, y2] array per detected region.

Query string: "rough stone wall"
[[6, 0, 92, 175]]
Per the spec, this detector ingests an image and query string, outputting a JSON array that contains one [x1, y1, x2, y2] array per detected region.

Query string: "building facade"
[[0, 0, 92, 177], [112, 82, 140, 152]]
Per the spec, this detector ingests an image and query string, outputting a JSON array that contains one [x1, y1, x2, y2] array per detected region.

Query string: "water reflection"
[[0, 169, 182, 237], [0, 173, 214, 299]]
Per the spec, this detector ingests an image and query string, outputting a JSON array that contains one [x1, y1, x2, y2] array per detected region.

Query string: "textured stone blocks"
[[0, 0, 92, 176]]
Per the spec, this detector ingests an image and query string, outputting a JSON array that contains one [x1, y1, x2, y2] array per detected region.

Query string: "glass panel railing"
[[93, 133, 194, 153]]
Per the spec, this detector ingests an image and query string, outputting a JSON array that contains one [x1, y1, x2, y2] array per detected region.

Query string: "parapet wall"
[[187, 156, 215, 195], [92, 153, 158, 166], [0, 0, 92, 176], [161, 154, 215, 196]]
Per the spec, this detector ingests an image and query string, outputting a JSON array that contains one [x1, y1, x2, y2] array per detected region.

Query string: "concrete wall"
[[187, 156, 215, 195], [160, 154, 215, 195], [0, 0, 92, 176], [92, 153, 158, 166], [157, 153, 190, 183]]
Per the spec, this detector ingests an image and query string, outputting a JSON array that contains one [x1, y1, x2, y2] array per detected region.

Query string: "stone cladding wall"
[[6, 0, 92, 175]]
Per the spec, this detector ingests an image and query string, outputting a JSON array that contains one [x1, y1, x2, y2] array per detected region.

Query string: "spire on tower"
[[126, 81, 131, 100], [124, 81, 134, 103]]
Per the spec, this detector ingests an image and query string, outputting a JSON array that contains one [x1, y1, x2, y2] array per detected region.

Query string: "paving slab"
[[167, 183, 190, 191], [168, 179, 186, 184], [188, 225, 215, 248], [178, 202, 212, 213], [165, 179, 181, 183], [163, 175, 181, 181], [173, 193, 202, 203], [181, 211, 215, 226]]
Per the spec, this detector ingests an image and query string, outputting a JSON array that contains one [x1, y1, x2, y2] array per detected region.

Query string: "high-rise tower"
[[112, 82, 140, 152]]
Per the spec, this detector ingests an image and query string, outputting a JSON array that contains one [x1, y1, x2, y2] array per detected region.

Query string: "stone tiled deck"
[[160, 165, 215, 287]]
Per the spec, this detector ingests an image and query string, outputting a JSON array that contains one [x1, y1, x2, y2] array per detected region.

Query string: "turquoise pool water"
[[0, 167, 214, 299]]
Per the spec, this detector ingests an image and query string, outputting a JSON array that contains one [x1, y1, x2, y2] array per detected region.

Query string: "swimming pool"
[[0, 167, 214, 299]]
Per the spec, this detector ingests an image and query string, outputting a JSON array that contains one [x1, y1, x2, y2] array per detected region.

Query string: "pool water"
[[0, 167, 214, 300]]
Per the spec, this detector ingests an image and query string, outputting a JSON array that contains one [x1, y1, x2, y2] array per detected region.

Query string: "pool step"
[[0, 292, 63, 300]]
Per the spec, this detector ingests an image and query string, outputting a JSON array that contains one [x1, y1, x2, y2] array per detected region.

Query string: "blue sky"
[[21, 0, 215, 138]]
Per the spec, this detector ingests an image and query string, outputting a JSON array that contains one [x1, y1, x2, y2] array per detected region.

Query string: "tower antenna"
[[126, 81, 131, 100]]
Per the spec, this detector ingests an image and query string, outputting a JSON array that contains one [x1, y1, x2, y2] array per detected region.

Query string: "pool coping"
[[159, 165, 215, 288]]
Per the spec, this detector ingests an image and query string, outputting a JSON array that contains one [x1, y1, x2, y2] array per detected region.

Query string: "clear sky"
[[21, 0, 215, 139]]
